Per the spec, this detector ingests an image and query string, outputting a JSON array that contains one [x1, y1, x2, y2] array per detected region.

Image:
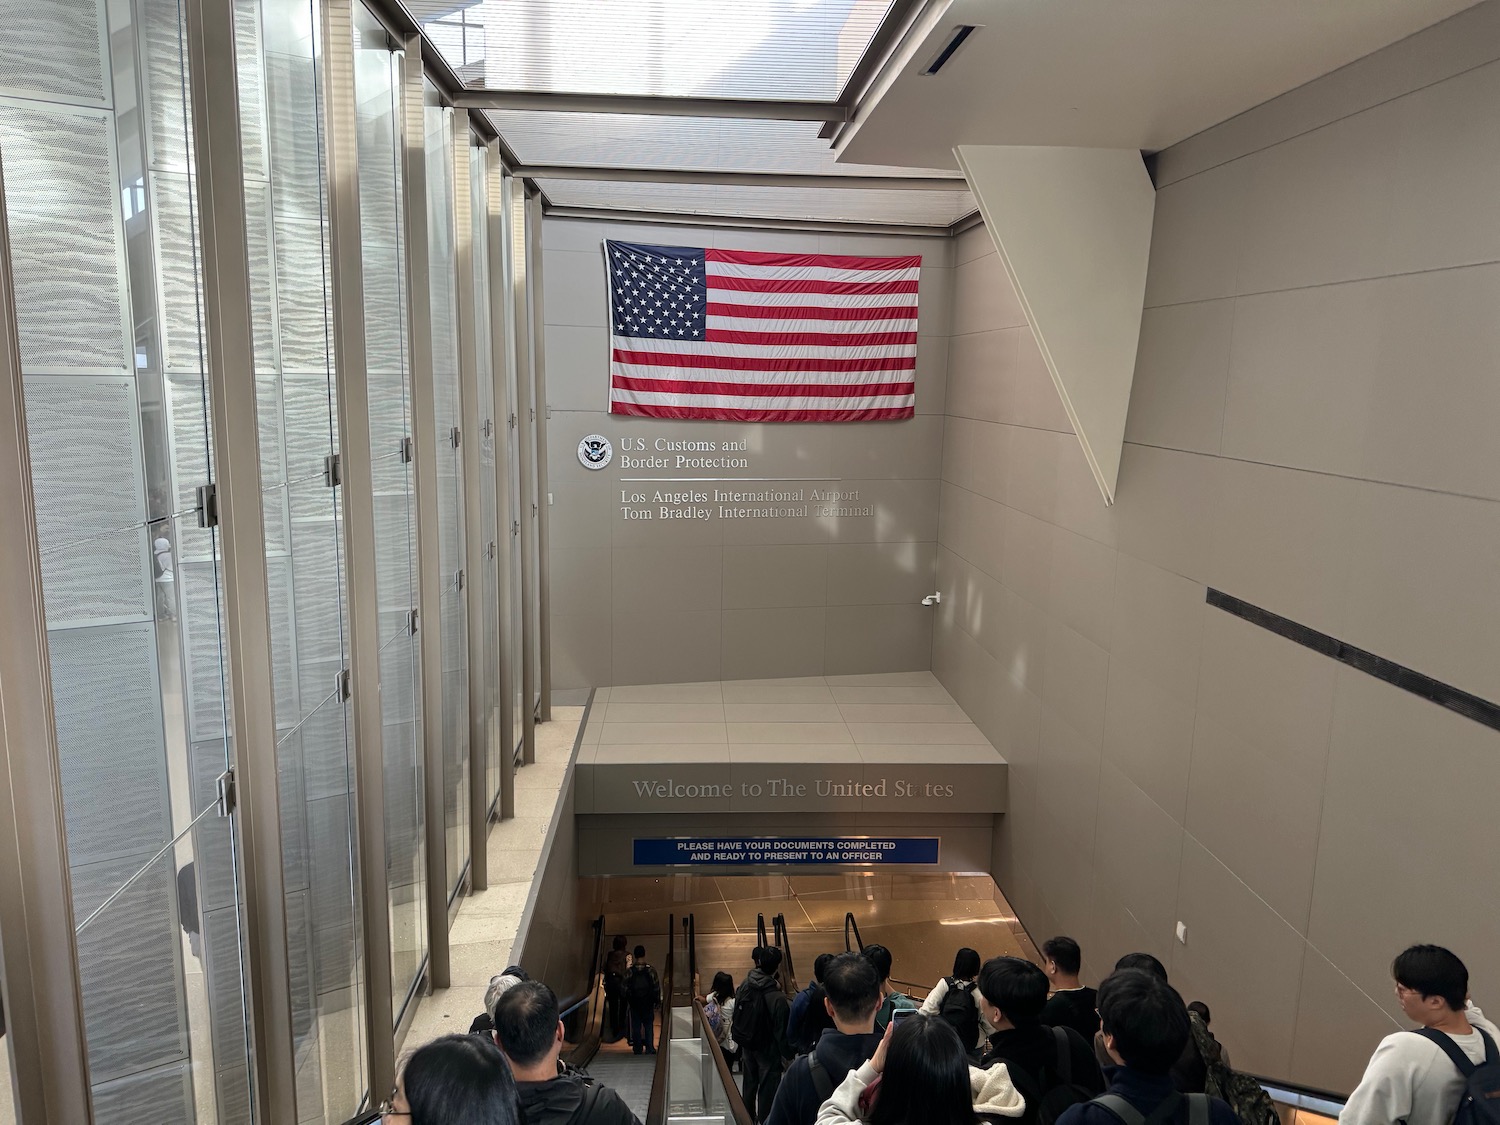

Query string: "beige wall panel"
[[551, 547, 614, 618], [1106, 554, 1205, 703], [1123, 299, 1234, 455], [613, 545, 724, 613], [1172, 837, 1307, 1078], [548, 480, 615, 551], [824, 603, 933, 675], [1100, 664, 1195, 824], [541, 249, 607, 327], [722, 545, 828, 610], [952, 246, 1026, 335], [1289, 943, 1402, 1094], [1142, 161, 1249, 308], [1040, 621, 1110, 744], [825, 542, 938, 607], [1111, 444, 1220, 584], [612, 610, 723, 684], [1092, 761, 1184, 947], [911, 333, 950, 416], [1045, 524, 1117, 651], [1341, 482, 1500, 700], [1307, 671, 1500, 1012], [543, 324, 608, 411], [720, 607, 827, 680]]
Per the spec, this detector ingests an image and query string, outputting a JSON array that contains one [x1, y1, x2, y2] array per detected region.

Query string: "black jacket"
[[765, 1028, 882, 1125], [1041, 987, 1098, 1043], [1054, 1067, 1238, 1125], [741, 968, 792, 1059], [517, 1074, 642, 1125], [982, 1025, 1106, 1097]]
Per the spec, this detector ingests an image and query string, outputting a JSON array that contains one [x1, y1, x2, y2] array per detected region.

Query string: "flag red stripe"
[[611, 402, 915, 422], [707, 276, 919, 296], [705, 248, 922, 270], [705, 328, 918, 348], [613, 349, 916, 373], [707, 301, 918, 322], [612, 376, 914, 399]]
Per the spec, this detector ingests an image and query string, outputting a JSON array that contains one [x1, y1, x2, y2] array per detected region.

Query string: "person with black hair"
[[382, 1033, 522, 1125], [604, 937, 630, 1043], [789, 952, 839, 1056], [1343, 945, 1500, 1125], [705, 971, 741, 1069], [976, 957, 1103, 1124], [625, 945, 662, 1055], [490, 981, 641, 1125], [1089, 955, 1206, 1095], [921, 948, 988, 1054], [769, 952, 885, 1125], [738, 944, 793, 1122], [1055, 970, 1236, 1125], [864, 944, 919, 1034], [813, 1013, 1026, 1125], [1040, 939, 1099, 1042]]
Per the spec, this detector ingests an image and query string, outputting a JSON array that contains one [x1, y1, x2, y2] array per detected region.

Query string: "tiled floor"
[[402, 706, 585, 1054], [578, 671, 1003, 765]]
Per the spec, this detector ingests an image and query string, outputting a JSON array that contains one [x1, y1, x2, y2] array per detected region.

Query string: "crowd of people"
[[380, 939, 1495, 1125]]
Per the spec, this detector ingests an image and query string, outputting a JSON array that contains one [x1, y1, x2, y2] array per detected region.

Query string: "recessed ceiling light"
[[920, 25, 978, 76]]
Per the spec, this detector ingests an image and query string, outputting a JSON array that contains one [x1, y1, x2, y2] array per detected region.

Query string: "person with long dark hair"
[[705, 971, 742, 1069], [382, 1034, 523, 1125], [815, 1013, 1025, 1125]]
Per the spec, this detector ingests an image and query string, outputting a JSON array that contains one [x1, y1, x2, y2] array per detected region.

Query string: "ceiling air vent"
[[920, 24, 978, 76]]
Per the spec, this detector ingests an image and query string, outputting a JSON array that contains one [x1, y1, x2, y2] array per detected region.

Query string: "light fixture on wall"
[[921, 592, 942, 606], [919, 25, 979, 76]]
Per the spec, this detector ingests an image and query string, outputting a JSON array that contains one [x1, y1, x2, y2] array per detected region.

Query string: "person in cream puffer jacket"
[[816, 1015, 1027, 1125]]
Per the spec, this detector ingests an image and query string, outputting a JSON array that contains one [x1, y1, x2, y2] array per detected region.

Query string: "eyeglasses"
[[377, 1087, 411, 1117]]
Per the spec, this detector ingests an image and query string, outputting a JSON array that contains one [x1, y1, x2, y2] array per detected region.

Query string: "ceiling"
[[837, 0, 1483, 170], [404, 0, 1480, 229]]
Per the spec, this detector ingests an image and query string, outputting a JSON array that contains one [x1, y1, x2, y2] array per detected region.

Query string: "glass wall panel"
[[238, 0, 368, 1116], [0, 0, 252, 1119], [470, 141, 501, 810], [352, 4, 426, 1025], [501, 176, 525, 762], [522, 197, 543, 714], [425, 84, 469, 899]]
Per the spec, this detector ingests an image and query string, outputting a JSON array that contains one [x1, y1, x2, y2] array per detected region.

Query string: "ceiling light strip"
[[515, 165, 966, 191]]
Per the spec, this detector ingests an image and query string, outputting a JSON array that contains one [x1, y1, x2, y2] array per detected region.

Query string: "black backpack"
[[993, 1027, 1095, 1125], [1412, 1027, 1500, 1125], [624, 965, 656, 1007], [939, 978, 981, 1051], [1093, 1092, 1210, 1125], [732, 978, 773, 1050]]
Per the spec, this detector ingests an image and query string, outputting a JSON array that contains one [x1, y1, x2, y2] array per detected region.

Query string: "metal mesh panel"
[[71, 854, 188, 1082], [264, 51, 325, 223], [89, 1059, 194, 1124], [258, 372, 292, 554], [203, 904, 252, 1116], [373, 488, 415, 619], [165, 370, 217, 563], [49, 623, 171, 862], [537, 178, 978, 226], [246, 183, 279, 372], [267, 555, 300, 727], [274, 216, 334, 372], [307, 791, 358, 983], [25, 374, 153, 627], [361, 240, 405, 374], [0, 101, 128, 370], [0, 0, 108, 105], [283, 374, 339, 515], [179, 559, 230, 744], [289, 519, 347, 666], [190, 738, 237, 911], [142, 0, 193, 171], [152, 173, 206, 373], [235, 0, 268, 178]]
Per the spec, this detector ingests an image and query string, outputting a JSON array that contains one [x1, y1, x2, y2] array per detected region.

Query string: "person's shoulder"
[[587, 1081, 643, 1125], [1052, 1099, 1098, 1125], [1204, 1094, 1239, 1125]]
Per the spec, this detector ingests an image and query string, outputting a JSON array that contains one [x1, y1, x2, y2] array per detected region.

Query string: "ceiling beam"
[[516, 165, 967, 191], [453, 90, 849, 122], [540, 204, 953, 238]]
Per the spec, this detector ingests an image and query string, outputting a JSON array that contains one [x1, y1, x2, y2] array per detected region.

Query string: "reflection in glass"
[[425, 84, 470, 900], [502, 176, 526, 762], [0, 0, 254, 1116], [240, 0, 369, 1115], [353, 4, 427, 1025]]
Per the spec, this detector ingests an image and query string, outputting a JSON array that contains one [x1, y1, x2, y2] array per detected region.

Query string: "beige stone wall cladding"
[[543, 222, 953, 688], [933, 1, 1500, 1097]]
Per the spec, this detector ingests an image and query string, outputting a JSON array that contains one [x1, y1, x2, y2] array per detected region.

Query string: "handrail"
[[645, 912, 675, 1125], [844, 912, 863, 952], [561, 914, 608, 1069], [772, 913, 796, 994], [694, 997, 757, 1125], [888, 978, 932, 1001], [756, 912, 770, 952], [686, 913, 697, 991]]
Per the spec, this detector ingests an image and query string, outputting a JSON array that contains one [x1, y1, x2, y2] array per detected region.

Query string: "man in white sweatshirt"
[[1342, 945, 1499, 1125]]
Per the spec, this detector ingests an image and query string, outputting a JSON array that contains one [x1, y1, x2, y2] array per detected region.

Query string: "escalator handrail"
[[773, 913, 796, 995], [560, 914, 609, 1070], [694, 997, 757, 1125], [844, 912, 864, 952], [559, 914, 606, 1016], [645, 913, 675, 1125], [756, 912, 770, 952]]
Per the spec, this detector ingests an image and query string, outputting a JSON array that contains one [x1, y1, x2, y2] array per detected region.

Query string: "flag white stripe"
[[704, 289, 920, 309], [612, 367, 918, 385], [611, 335, 916, 361], [611, 388, 916, 411], [704, 315, 917, 335], [705, 262, 920, 284]]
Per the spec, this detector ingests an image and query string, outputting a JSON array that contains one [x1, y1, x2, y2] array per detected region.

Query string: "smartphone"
[[891, 1007, 918, 1027]]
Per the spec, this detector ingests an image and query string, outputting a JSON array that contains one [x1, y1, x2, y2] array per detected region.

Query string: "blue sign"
[[632, 837, 940, 867]]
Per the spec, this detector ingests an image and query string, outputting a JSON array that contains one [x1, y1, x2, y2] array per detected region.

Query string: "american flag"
[[605, 241, 921, 422]]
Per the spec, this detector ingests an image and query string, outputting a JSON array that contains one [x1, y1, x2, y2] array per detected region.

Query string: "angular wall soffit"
[[954, 145, 1154, 504]]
